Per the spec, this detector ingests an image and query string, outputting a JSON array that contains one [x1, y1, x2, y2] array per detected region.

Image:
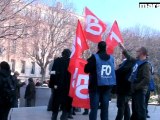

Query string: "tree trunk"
[[41, 67, 46, 82]]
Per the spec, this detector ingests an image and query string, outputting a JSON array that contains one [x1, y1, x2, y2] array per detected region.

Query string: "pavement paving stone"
[[9, 102, 160, 120]]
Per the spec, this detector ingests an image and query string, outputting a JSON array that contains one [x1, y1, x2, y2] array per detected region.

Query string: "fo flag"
[[106, 21, 123, 54], [68, 58, 79, 97], [68, 20, 89, 97], [70, 20, 89, 59], [84, 7, 106, 43], [72, 59, 90, 109]]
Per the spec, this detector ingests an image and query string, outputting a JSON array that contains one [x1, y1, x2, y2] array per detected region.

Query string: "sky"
[[40, 0, 160, 31]]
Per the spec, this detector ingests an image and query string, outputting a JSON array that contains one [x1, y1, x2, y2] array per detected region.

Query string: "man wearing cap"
[[119, 44, 151, 120]]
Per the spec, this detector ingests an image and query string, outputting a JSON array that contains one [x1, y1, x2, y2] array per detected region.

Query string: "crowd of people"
[[0, 41, 155, 120], [48, 41, 155, 120]]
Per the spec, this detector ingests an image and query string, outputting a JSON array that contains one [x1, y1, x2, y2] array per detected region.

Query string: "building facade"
[[0, 1, 84, 81]]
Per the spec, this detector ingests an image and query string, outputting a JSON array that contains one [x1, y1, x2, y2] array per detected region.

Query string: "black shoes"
[[72, 112, 76, 115], [68, 115, 73, 119], [147, 115, 150, 118], [82, 111, 89, 115], [51, 112, 58, 120]]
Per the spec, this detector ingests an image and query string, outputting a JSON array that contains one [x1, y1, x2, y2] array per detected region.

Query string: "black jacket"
[[49, 56, 71, 96], [115, 60, 135, 95], [49, 56, 72, 111], [84, 51, 111, 92], [0, 70, 13, 105], [123, 50, 151, 93], [12, 75, 25, 99], [24, 81, 36, 100]]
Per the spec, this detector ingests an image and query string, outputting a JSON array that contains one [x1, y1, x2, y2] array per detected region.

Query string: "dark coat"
[[84, 51, 112, 92], [115, 60, 135, 95], [12, 75, 25, 99], [0, 69, 13, 106], [24, 81, 36, 100], [123, 50, 151, 93], [49, 56, 71, 105], [0, 70, 13, 120]]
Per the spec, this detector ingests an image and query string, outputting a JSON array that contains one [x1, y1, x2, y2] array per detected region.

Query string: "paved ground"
[[9, 102, 160, 120]]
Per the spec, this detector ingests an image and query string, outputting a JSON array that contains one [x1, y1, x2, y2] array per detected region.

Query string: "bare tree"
[[121, 26, 160, 72], [26, 1, 77, 81], [0, 0, 36, 39], [0, 0, 36, 59]]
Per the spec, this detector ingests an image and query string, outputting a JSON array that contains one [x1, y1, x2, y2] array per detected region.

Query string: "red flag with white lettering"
[[68, 59, 79, 97], [106, 21, 123, 54], [68, 20, 89, 74], [72, 58, 90, 109], [70, 20, 89, 59], [68, 20, 89, 97], [84, 7, 107, 43]]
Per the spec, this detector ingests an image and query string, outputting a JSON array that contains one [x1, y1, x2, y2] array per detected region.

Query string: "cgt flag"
[[72, 58, 90, 109], [68, 20, 89, 97], [84, 7, 107, 43], [106, 21, 123, 54]]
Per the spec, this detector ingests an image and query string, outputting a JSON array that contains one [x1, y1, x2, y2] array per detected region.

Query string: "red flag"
[[84, 7, 107, 43], [68, 20, 89, 97], [106, 21, 123, 54], [69, 58, 79, 97], [70, 20, 89, 59], [72, 58, 90, 109]]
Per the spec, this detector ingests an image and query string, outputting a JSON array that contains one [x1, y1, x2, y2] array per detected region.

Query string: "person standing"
[[12, 71, 25, 108], [24, 78, 36, 107], [115, 53, 135, 120], [0, 61, 15, 120], [84, 41, 116, 120], [120, 44, 151, 120], [49, 49, 72, 120], [47, 57, 57, 111]]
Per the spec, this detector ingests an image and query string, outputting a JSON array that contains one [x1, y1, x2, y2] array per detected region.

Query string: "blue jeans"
[[89, 87, 111, 120]]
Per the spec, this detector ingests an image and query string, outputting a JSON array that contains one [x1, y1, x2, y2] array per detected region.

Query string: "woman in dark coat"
[[24, 78, 36, 107]]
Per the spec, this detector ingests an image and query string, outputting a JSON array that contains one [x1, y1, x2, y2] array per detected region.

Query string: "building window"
[[31, 62, 35, 74], [11, 59, 15, 72], [21, 61, 26, 73]]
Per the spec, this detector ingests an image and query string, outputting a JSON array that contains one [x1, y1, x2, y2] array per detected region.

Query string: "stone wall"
[[20, 86, 51, 107]]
